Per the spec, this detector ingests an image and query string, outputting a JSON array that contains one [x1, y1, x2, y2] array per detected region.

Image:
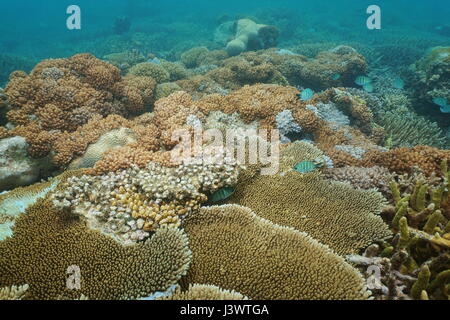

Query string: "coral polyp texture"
[[181, 204, 370, 300]]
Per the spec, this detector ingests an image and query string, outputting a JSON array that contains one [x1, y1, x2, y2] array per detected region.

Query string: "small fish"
[[355, 76, 372, 86], [433, 97, 448, 107], [440, 105, 450, 113], [331, 73, 341, 81], [363, 83, 374, 93], [299, 88, 314, 101], [209, 187, 235, 202], [393, 77, 405, 89], [293, 161, 316, 173]]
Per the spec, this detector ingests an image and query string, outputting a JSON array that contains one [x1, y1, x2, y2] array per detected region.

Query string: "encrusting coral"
[[158, 284, 249, 300], [181, 204, 370, 300]]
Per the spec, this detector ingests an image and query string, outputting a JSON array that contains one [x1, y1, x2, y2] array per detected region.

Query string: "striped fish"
[[355, 76, 372, 86]]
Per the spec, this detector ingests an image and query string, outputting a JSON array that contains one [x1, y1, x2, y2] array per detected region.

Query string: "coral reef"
[[51, 153, 242, 244], [182, 204, 370, 300]]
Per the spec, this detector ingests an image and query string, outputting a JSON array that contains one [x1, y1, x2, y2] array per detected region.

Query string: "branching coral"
[[52, 154, 242, 243], [324, 166, 393, 197], [0, 196, 192, 300], [351, 162, 450, 300], [375, 110, 446, 149], [127, 62, 170, 84], [3, 54, 156, 159], [181, 204, 370, 300]]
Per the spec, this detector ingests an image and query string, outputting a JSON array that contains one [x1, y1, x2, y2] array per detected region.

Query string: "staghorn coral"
[[3, 54, 156, 159], [158, 284, 249, 300], [181, 204, 370, 300], [351, 164, 450, 300], [228, 142, 391, 255], [0, 284, 29, 300]]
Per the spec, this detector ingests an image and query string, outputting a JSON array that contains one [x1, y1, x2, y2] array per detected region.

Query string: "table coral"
[[0, 284, 29, 300], [0, 197, 192, 300], [227, 142, 391, 255], [181, 204, 370, 300]]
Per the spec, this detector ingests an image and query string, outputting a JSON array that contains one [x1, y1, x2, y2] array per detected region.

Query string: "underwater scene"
[[0, 0, 449, 302]]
